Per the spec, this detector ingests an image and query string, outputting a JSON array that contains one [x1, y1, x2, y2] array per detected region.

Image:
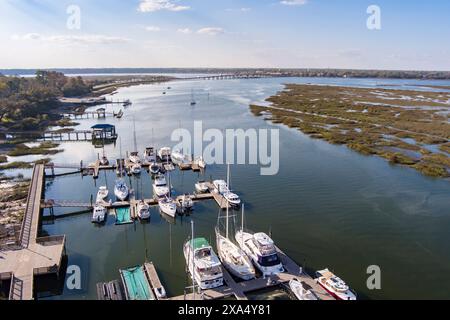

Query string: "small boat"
[[149, 162, 160, 175], [123, 99, 132, 107], [184, 237, 224, 290], [315, 269, 356, 301], [144, 147, 156, 163], [158, 147, 171, 162], [224, 192, 241, 206], [154, 287, 167, 299], [114, 179, 129, 201], [153, 174, 170, 198], [99, 154, 109, 166], [115, 109, 124, 119], [177, 194, 194, 213], [137, 200, 151, 220], [289, 279, 319, 300], [235, 231, 284, 276], [194, 156, 206, 169], [129, 151, 141, 165], [190, 89, 197, 106], [158, 197, 177, 218], [195, 181, 209, 194], [96, 186, 109, 203], [131, 163, 141, 175], [92, 205, 107, 223]]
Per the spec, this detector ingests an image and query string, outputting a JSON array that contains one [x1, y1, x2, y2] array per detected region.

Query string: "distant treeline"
[[1, 68, 450, 80], [0, 71, 91, 131]]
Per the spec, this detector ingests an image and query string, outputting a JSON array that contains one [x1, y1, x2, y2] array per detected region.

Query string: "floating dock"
[[96, 280, 125, 300], [119, 266, 155, 300]]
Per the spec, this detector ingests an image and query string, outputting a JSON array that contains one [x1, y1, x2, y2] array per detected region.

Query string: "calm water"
[[27, 76, 450, 300]]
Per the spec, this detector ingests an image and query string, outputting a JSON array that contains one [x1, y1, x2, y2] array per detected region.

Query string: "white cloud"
[[145, 26, 161, 32], [138, 0, 190, 12], [12, 33, 130, 45], [177, 28, 192, 34], [197, 27, 224, 36], [280, 0, 307, 6]]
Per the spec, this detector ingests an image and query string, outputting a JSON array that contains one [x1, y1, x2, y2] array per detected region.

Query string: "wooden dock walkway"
[[96, 280, 125, 300], [0, 164, 66, 300]]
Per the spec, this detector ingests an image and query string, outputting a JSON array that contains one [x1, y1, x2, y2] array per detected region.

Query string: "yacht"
[[184, 237, 224, 290], [289, 279, 319, 300], [195, 181, 209, 194], [171, 150, 191, 166], [213, 180, 241, 206], [153, 174, 170, 198], [137, 200, 151, 220], [235, 231, 284, 276], [114, 179, 129, 201], [158, 197, 177, 218], [92, 205, 107, 223], [158, 147, 171, 162], [96, 186, 109, 203], [315, 269, 357, 301], [99, 153, 109, 166]]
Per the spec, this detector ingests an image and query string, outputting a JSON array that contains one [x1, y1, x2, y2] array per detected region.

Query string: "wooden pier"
[[0, 164, 66, 300], [96, 280, 125, 300]]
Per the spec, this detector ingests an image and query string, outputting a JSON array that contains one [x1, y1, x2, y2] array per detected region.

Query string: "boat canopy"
[[189, 238, 210, 250]]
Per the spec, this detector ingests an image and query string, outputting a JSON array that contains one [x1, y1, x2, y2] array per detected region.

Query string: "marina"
[[1, 76, 450, 300]]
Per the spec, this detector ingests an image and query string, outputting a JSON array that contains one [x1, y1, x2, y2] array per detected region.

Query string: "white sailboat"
[[158, 196, 177, 218], [131, 163, 142, 175], [114, 179, 129, 201], [216, 203, 255, 281], [137, 200, 151, 220], [184, 225, 224, 290], [129, 119, 141, 166]]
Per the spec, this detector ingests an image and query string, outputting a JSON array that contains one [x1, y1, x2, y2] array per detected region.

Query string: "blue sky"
[[1, 0, 449, 70]]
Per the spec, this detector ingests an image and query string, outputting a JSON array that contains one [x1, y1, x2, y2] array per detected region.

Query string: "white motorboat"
[[92, 205, 107, 223], [195, 181, 209, 194], [158, 147, 171, 162], [153, 174, 170, 198], [114, 179, 129, 201], [213, 181, 241, 206], [154, 286, 167, 299], [99, 155, 109, 166], [235, 231, 284, 276], [129, 151, 141, 165], [177, 194, 194, 213], [149, 162, 160, 175], [158, 197, 177, 218], [172, 150, 191, 166], [96, 186, 109, 203], [131, 163, 141, 175], [137, 200, 151, 220], [184, 237, 224, 290], [144, 147, 156, 163], [194, 156, 206, 169], [289, 279, 319, 300], [315, 269, 356, 301]]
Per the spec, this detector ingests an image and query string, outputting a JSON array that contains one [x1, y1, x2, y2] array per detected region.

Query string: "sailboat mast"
[[241, 204, 245, 247], [133, 117, 137, 153], [191, 220, 195, 299], [119, 137, 123, 178]]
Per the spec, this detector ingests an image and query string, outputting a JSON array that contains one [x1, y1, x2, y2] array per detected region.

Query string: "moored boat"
[[137, 200, 151, 220], [184, 237, 224, 290], [153, 174, 170, 198], [114, 179, 129, 201], [96, 186, 109, 203], [158, 196, 177, 218], [195, 181, 209, 194], [92, 205, 107, 223], [289, 279, 319, 300], [315, 269, 356, 301], [158, 147, 171, 162], [235, 231, 284, 276]]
